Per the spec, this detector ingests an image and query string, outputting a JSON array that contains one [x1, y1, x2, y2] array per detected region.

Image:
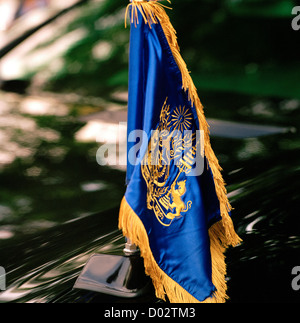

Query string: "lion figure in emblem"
[[165, 180, 192, 220]]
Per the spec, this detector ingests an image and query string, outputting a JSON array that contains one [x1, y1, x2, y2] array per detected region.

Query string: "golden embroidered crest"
[[141, 98, 198, 227]]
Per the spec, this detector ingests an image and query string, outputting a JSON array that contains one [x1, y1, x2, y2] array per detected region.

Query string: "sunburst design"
[[171, 106, 193, 132]]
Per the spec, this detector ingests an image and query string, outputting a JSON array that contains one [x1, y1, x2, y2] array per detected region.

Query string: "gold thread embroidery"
[[141, 98, 196, 227]]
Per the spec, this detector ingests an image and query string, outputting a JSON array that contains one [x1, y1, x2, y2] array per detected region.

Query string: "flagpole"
[[123, 237, 140, 256]]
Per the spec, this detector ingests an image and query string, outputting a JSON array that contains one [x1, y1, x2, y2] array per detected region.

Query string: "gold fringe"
[[120, 0, 243, 303], [119, 197, 228, 303]]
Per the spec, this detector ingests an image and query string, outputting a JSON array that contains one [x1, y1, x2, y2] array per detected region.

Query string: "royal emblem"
[[141, 98, 199, 226]]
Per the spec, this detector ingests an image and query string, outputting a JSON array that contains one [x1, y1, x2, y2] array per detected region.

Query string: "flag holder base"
[[73, 240, 151, 298]]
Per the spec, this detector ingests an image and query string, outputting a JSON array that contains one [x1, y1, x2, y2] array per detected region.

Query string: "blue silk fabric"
[[125, 12, 222, 302]]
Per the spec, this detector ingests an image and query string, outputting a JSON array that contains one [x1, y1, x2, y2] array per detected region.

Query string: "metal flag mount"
[[73, 238, 152, 298]]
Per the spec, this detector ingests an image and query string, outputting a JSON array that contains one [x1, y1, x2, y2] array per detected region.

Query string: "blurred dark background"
[[0, 0, 299, 303]]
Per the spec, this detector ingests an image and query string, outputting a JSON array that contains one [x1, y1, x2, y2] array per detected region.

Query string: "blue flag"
[[119, 0, 241, 303]]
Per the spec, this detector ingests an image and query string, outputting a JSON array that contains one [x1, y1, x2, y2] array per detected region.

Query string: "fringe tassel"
[[121, 0, 243, 303], [119, 197, 229, 303]]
